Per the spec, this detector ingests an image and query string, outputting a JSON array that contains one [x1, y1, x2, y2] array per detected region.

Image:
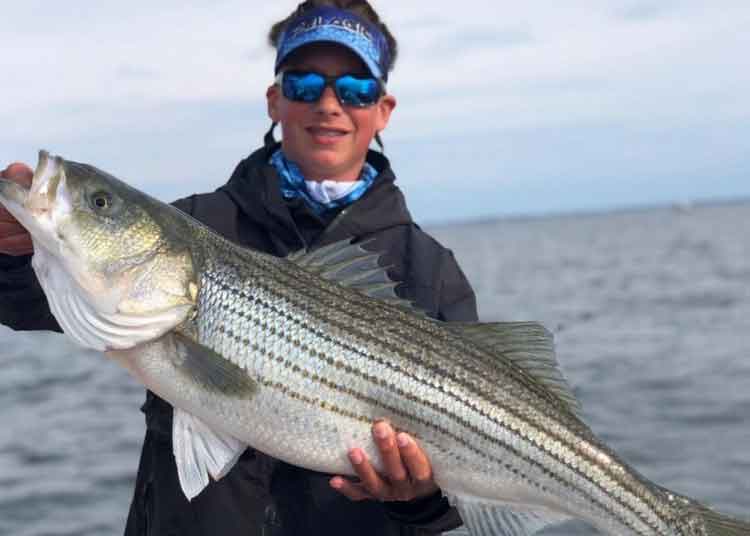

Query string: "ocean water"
[[1, 201, 749, 535]]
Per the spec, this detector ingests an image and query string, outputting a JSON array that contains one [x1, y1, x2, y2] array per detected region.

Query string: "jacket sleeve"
[[0, 254, 61, 332], [385, 491, 463, 534], [436, 248, 478, 322]]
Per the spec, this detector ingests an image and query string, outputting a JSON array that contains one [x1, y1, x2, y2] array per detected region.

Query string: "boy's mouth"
[[307, 126, 348, 138]]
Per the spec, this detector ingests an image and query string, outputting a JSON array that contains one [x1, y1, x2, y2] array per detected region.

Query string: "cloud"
[[1, 1, 749, 221], [420, 25, 534, 57], [117, 65, 159, 81], [615, 1, 677, 21], [4, 2, 749, 130]]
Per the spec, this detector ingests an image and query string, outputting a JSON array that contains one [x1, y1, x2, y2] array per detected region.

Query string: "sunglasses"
[[276, 70, 384, 108]]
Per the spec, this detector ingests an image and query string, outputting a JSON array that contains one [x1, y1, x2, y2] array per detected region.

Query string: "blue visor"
[[274, 6, 391, 82]]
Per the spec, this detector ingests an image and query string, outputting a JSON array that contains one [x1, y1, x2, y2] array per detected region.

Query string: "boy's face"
[[267, 43, 396, 181]]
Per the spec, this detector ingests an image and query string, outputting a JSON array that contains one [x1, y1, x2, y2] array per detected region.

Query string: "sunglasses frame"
[[275, 70, 385, 108]]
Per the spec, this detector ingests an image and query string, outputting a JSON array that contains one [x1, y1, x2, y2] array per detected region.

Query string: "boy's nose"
[[314, 86, 343, 114]]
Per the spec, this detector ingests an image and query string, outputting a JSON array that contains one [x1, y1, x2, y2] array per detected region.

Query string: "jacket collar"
[[220, 144, 414, 251]]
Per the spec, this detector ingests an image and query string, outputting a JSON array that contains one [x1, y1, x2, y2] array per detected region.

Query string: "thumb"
[[1, 163, 34, 187]]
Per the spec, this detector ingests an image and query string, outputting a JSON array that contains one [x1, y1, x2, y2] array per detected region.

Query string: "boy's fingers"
[[372, 422, 410, 500], [329, 476, 375, 502], [1, 163, 33, 186], [349, 448, 389, 500], [397, 433, 433, 484]]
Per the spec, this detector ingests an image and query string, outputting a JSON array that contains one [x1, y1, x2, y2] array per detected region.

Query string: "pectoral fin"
[[172, 408, 247, 500], [171, 330, 257, 399]]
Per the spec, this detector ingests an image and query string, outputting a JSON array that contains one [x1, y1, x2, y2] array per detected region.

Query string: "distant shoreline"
[[425, 196, 750, 229]]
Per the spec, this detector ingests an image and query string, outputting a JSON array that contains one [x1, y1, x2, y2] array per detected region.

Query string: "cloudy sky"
[[1, 1, 748, 223]]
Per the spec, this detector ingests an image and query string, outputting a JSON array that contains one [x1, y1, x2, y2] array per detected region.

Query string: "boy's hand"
[[330, 420, 439, 502], [0, 163, 34, 256]]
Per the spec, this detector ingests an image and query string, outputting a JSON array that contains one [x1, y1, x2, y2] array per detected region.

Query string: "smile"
[[307, 127, 348, 137]]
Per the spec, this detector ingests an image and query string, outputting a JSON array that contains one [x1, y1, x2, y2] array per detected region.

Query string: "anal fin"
[[172, 408, 247, 500], [444, 493, 571, 536]]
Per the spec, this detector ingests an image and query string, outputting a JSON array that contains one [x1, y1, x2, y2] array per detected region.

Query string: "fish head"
[[0, 151, 197, 350], [5, 151, 165, 275]]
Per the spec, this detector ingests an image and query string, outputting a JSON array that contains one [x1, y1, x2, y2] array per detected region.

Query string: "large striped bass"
[[0, 151, 748, 536]]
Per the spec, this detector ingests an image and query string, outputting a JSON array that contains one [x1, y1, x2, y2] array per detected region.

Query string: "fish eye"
[[90, 191, 114, 211]]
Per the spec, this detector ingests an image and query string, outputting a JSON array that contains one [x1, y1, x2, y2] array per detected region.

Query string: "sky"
[[1, 0, 749, 224]]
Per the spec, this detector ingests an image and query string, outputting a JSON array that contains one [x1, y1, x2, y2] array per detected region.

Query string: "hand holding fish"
[[0, 162, 33, 256], [330, 420, 439, 502]]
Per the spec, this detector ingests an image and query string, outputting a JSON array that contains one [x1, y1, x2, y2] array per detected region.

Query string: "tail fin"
[[692, 506, 750, 536], [675, 496, 750, 536]]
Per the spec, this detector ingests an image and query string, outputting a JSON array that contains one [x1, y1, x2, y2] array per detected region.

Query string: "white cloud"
[[1, 1, 748, 218], [4, 1, 748, 125], [386, 1, 750, 137]]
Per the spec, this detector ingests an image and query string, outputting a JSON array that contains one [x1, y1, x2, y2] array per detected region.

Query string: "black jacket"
[[0, 144, 477, 535]]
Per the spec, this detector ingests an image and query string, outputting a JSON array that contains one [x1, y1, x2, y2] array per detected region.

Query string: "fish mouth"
[[27, 150, 65, 212], [0, 150, 70, 248], [0, 150, 64, 212]]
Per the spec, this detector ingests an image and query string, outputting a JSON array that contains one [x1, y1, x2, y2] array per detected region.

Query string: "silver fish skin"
[[0, 151, 748, 536]]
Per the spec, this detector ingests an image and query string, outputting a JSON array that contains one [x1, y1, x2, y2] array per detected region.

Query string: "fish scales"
[[2, 152, 748, 535], [276, 253, 667, 529], [189, 240, 673, 535]]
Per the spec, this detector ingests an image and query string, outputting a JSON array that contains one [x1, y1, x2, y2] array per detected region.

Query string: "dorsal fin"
[[444, 321, 583, 416], [287, 239, 424, 314], [290, 243, 579, 414]]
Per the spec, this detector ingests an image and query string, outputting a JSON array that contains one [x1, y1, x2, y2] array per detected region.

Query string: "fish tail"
[[691, 507, 750, 536], [668, 491, 750, 536]]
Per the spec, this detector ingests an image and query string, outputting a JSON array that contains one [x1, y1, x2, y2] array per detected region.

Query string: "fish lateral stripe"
[[199, 277, 662, 535], [252, 346, 658, 535], [200, 266, 667, 533]]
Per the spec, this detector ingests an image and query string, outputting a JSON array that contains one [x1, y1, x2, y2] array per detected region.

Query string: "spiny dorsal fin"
[[287, 239, 425, 315], [444, 321, 583, 416]]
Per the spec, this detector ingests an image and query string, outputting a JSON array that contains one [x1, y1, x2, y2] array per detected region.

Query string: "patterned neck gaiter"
[[270, 149, 377, 215]]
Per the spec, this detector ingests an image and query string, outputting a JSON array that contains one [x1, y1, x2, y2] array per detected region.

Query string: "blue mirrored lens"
[[282, 72, 326, 103], [335, 75, 380, 106], [281, 72, 381, 107]]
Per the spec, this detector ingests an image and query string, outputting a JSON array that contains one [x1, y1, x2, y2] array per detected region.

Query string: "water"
[[1, 202, 749, 535]]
